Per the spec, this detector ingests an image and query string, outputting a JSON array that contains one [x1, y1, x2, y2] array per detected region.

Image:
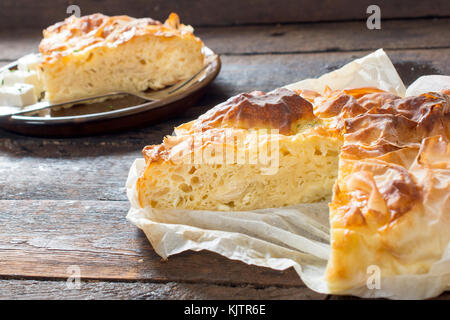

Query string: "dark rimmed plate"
[[0, 47, 221, 137]]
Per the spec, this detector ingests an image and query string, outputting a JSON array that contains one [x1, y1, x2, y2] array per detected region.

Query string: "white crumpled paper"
[[405, 75, 450, 97], [126, 49, 450, 299], [285, 48, 406, 95]]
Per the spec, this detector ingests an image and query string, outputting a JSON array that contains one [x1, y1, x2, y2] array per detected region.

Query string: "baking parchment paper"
[[126, 49, 450, 299]]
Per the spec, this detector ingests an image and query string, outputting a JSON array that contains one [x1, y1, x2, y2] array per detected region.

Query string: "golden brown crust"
[[312, 88, 396, 119], [332, 158, 420, 224], [141, 88, 318, 166], [325, 89, 449, 220], [142, 133, 194, 164], [191, 88, 317, 135], [301, 87, 449, 160], [305, 88, 402, 135], [142, 144, 169, 164], [39, 13, 198, 64], [144, 87, 449, 174], [342, 92, 449, 159]]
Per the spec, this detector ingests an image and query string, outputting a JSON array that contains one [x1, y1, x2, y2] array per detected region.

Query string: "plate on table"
[[0, 47, 221, 137]]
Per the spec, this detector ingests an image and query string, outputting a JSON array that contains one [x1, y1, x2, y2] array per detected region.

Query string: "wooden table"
[[0, 17, 449, 300]]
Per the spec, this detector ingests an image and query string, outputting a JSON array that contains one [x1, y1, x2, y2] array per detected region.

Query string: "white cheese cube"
[[1, 69, 43, 99], [17, 54, 41, 72], [0, 83, 37, 107]]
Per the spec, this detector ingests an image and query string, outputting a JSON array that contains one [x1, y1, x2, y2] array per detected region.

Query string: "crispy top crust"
[[342, 92, 449, 159], [39, 13, 199, 64], [190, 88, 317, 135], [142, 88, 319, 164], [299, 88, 449, 152], [296, 87, 450, 226], [144, 87, 449, 169]]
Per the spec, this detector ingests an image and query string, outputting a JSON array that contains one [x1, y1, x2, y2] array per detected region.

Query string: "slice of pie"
[[38, 13, 205, 102], [135, 86, 449, 293], [136, 88, 342, 211]]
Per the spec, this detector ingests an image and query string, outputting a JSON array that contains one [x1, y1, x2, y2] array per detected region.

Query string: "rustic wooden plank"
[[198, 19, 450, 55], [0, 200, 305, 287], [0, 29, 41, 61], [1, 19, 450, 61], [0, 279, 446, 300], [0, 279, 326, 300], [1, 0, 449, 29], [0, 151, 139, 201]]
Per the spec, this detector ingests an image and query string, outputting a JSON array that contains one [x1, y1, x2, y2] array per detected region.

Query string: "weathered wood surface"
[[0, 17, 449, 299], [2, 19, 450, 61], [2, 278, 449, 300], [0, 200, 305, 287], [2, 279, 447, 300], [0, 280, 326, 300], [1, 0, 449, 29]]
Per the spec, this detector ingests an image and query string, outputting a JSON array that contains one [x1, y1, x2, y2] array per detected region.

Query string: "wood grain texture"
[[0, 200, 305, 287], [1, 0, 449, 29], [0, 280, 326, 300], [198, 19, 450, 55], [1, 19, 450, 61]]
